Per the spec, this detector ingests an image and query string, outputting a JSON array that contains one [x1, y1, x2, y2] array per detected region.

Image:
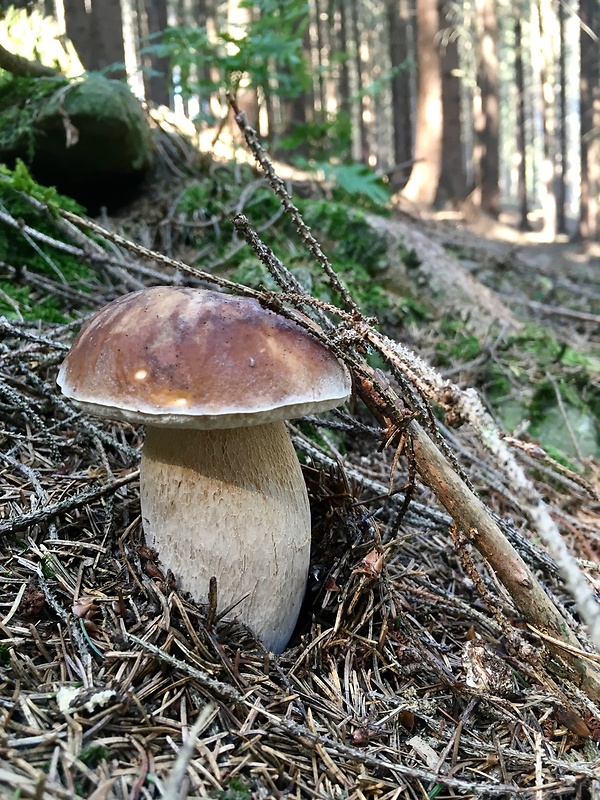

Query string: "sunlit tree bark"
[[402, 0, 442, 203], [63, 0, 125, 77], [475, 0, 500, 216]]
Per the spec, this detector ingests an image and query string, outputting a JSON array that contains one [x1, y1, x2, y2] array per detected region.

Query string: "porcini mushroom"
[[57, 287, 351, 652]]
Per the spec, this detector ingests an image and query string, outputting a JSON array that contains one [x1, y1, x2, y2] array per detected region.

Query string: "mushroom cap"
[[57, 286, 351, 429]]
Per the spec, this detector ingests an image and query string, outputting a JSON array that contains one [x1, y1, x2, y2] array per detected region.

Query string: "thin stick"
[[227, 93, 362, 316], [161, 703, 217, 800], [0, 471, 139, 534], [225, 205, 600, 697], [124, 633, 243, 703], [406, 417, 600, 700]]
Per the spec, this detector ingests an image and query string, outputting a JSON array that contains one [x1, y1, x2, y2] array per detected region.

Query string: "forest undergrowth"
[[0, 117, 599, 799]]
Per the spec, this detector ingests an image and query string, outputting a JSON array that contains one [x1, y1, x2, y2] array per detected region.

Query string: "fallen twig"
[[0, 470, 139, 534], [224, 101, 600, 699]]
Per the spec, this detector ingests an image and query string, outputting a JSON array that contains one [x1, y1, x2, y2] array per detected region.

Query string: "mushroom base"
[[140, 422, 311, 653]]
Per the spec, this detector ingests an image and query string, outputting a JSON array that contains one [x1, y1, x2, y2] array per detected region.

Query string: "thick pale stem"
[[140, 422, 311, 653]]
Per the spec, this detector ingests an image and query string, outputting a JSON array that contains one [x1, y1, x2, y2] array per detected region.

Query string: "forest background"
[[2, 0, 599, 240]]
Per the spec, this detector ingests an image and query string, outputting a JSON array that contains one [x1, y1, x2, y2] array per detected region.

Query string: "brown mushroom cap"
[[57, 286, 351, 428]]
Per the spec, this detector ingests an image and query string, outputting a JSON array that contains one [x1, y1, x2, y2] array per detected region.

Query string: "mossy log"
[[365, 212, 521, 336]]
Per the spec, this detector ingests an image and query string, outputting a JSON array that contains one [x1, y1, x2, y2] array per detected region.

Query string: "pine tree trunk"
[[314, 0, 327, 123], [514, 12, 531, 231], [437, 2, 467, 204], [286, 19, 313, 150], [402, 0, 442, 204], [556, 0, 567, 234], [228, 0, 258, 128], [63, 0, 126, 77], [196, 0, 219, 121], [337, 0, 351, 118], [579, 0, 600, 239], [349, 0, 369, 163], [475, 0, 500, 216], [539, 0, 558, 238], [386, 0, 412, 184], [141, 0, 170, 107]]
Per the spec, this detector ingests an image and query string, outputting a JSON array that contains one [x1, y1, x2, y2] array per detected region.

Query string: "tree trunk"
[[386, 0, 413, 186], [365, 213, 520, 335], [314, 0, 327, 122], [140, 0, 170, 107], [228, 0, 259, 129], [193, 0, 218, 121], [437, 4, 467, 205], [579, 0, 600, 239], [64, 0, 125, 78], [538, 0, 558, 238], [349, 0, 369, 163], [475, 0, 500, 216], [514, 11, 531, 231], [556, 0, 567, 234], [0, 41, 57, 77], [337, 0, 351, 118], [286, 19, 313, 150], [279, 3, 312, 143], [402, 0, 442, 204]]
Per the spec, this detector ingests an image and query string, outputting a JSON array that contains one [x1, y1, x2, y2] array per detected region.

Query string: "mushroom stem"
[[140, 422, 311, 652]]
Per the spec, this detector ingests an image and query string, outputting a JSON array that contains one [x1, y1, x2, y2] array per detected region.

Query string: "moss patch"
[[0, 161, 97, 321], [174, 165, 395, 319], [434, 321, 600, 460]]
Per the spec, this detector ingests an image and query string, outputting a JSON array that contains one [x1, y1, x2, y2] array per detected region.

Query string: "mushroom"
[[57, 286, 351, 652]]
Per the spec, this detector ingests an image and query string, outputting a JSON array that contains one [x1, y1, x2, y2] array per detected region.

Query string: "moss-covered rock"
[[0, 73, 154, 210]]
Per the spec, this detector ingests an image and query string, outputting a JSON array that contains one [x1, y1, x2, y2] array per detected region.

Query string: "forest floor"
[[1, 139, 599, 800], [432, 207, 600, 341]]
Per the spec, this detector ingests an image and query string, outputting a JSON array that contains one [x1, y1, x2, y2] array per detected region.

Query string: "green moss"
[[0, 73, 67, 156], [0, 161, 97, 320], [79, 744, 110, 769], [0, 282, 69, 322], [436, 321, 482, 365], [484, 363, 512, 402], [432, 321, 600, 460], [528, 379, 599, 459], [211, 779, 252, 800], [0, 161, 90, 281], [399, 244, 421, 269], [229, 259, 278, 292], [6, 158, 71, 209], [299, 199, 388, 275], [175, 164, 394, 317], [396, 295, 431, 322]]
